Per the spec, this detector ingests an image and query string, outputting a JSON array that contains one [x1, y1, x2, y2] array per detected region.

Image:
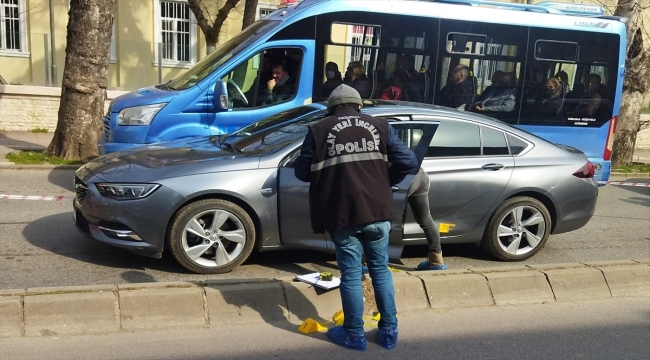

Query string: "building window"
[[154, 0, 196, 66], [161, 0, 191, 62], [256, 3, 277, 20], [0, 0, 27, 54]]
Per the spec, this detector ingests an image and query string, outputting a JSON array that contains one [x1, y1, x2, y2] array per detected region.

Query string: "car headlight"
[[95, 183, 160, 200], [117, 104, 166, 126]]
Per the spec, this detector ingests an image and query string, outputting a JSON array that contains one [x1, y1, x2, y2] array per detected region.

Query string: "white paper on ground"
[[294, 272, 341, 290]]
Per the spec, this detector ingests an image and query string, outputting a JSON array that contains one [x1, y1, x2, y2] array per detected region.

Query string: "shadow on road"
[[0, 132, 47, 152], [613, 177, 650, 208], [22, 212, 193, 276], [46, 169, 77, 192]]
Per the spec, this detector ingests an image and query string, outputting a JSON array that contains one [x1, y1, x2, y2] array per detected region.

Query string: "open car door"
[[385, 120, 440, 261]]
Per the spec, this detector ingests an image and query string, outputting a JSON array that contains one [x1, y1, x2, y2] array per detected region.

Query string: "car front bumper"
[[72, 170, 187, 258]]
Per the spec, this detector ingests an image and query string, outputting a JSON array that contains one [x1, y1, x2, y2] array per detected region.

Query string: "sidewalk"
[[0, 132, 54, 165], [1, 131, 648, 166], [0, 260, 648, 339]]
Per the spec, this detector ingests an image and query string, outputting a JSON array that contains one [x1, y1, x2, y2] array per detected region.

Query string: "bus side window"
[[523, 29, 618, 126]]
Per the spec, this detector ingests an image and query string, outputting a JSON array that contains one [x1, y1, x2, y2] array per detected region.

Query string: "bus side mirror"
[[213, 80, 229, 110]]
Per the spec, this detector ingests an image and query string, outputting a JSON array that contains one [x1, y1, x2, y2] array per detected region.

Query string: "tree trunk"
[[207, 44, 216, 54], [611, 0, 650, 167], [242, 0, 258, 30], [45, 0, 116, 161]]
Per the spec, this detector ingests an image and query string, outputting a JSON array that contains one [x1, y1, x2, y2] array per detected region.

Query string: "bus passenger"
[[344, 61, 371, 99], [322, 62, 343, 98], [568, 74, 602, 117], [475, 70, 504, 103], [284, 48, 303, 78], [473, 72, 517, 112], [554, 70, 570, 95], [379, 68, 422, 102], [399, 54, 426, 99], [438, 65, 474, 110], [263, 62, 295, 105], [535, 77, 564, 116]]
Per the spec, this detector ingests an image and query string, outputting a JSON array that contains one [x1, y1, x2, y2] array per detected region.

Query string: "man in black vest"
[[294, 84, 418, 351]]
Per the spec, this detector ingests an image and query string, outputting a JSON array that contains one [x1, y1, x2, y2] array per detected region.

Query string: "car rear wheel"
[[481, 196, 551, 261], [167, 199, 255, 274]]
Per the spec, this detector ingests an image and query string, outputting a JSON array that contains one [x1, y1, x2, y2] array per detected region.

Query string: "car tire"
[[481, 196, 552, 261], [167, 199, 256, 274]]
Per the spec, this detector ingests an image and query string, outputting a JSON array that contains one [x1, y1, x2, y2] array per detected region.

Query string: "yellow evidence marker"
[[438, 223, 455, 233], [298, 318, 328, 334]]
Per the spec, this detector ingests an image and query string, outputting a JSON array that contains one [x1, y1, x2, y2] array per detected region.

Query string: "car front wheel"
[[167, 199, 256, 274], [481, 196, 552, 261]]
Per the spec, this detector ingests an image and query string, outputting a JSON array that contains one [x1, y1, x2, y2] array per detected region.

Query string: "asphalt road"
[[1, 297, 648, 359], [0, 169, 648, 289]]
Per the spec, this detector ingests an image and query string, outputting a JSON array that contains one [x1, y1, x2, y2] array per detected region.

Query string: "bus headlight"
[[117, 104, 166, 126]]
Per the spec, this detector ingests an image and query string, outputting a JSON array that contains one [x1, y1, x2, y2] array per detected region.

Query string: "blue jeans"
[[328, 221, 398, 337]]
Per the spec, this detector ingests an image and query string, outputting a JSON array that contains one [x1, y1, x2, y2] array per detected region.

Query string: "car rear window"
[[507, 134, 529, 155]]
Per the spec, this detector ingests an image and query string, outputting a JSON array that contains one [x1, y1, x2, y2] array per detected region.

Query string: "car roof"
[[301, 100, 554, 146], [311, 100, 519, 129]]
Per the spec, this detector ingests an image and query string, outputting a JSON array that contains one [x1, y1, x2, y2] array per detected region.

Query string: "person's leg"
[[358, 220, 398, 349], [408, 193, 441, 253], [408, 192, 447, 270], [327, 225, 367, 351]]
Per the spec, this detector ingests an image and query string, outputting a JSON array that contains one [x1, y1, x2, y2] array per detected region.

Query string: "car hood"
[[84, 136, 260, 182], [108, 85, 178, 113]]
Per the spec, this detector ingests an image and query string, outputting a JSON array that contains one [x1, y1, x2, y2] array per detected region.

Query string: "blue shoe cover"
[[417, 260, 448, 270], [327, 326, 366, 351], [378, 328, 398, 350]]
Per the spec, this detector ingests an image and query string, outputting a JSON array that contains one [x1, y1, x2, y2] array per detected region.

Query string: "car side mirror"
[[213, 80, 229, 111]]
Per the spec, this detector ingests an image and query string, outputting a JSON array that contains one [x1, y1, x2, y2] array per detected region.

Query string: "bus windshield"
[[167, 20, 281, 91]]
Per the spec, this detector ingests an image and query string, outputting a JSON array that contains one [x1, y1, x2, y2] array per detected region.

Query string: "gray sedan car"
[[73, 101, 598, 274]]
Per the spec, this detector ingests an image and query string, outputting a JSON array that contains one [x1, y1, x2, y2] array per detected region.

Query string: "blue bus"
[[101, 0, 625, 182]]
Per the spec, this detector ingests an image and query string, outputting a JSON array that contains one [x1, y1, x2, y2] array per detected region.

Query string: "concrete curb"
[[0, 261, 648, 339]]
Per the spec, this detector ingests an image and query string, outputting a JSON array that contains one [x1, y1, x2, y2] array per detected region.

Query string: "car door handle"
[[481, 163, 504, 171], [391, 186, 400, 192]]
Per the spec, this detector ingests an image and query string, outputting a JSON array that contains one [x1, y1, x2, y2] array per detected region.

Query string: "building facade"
[[0, 0, 281, 90]]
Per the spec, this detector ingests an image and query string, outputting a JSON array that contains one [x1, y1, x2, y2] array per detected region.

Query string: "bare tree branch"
[[187, 0, 214, 40], [187, 0, 242, 50], [214, 0, 241, 32]]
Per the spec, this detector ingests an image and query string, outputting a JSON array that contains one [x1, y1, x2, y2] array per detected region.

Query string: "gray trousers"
[[406, 168, 441, 253]]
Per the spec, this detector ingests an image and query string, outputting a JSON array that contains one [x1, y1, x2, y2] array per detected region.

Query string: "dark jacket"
[[345, 78, 371, 99], [264, 78, 295, 105], [537, 95, 563, 116], [294, 105, 418, 234], [438, 78, 475, 110], [321, 78, 343, 99]]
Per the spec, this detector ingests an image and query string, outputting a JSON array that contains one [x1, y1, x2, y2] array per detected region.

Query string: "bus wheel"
[[167, 199, 256, 274], [481, 196, 551, 261]]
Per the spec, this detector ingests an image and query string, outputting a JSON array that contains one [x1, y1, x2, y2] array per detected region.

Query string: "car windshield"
[[218, 105, 328, 156], [166, 20, 280, 91]]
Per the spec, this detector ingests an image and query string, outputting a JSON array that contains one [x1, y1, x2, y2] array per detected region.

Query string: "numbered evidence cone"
[[298, 318, 328, 334], [332, 309, 344, 326]]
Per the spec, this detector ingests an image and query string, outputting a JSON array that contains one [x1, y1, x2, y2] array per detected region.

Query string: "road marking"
[[0, 194, 73, 201], [597, 181, 650, 187]]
